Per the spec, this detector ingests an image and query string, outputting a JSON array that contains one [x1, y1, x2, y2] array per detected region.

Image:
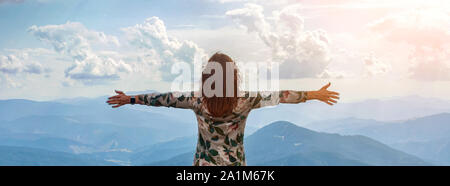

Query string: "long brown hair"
[[202, 52, 238, 117]]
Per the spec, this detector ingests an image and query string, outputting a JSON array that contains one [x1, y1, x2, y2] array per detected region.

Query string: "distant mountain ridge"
[[306, 113, 450, 165], [246, 95, 450, 128], [245, 121, 428, 166], [0, 146, 115, 166], [143, 121, 429, 166], [20, 93, 450, 125], [0, 96, 446, 165]]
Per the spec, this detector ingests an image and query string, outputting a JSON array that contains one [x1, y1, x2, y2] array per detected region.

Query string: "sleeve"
[[251, 90, 307, 109], [136, 91, 195, 109]]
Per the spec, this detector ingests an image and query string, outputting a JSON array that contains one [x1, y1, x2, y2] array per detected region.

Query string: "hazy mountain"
[[0, 99, 83, 121], [146, 151, 194, 166], [245, 121, 429, 166], [307, 113, 450, 144], [0, 98, 197, 132], [247, 95, 450, 128], [305, 117, 391, 134], [0, 98, 245, 165], [39, 94, 450, 128], [0, 98, 200, 151], [0, 115, 163, 150], [1, 95, 447, 165], [136, 121, 429, 166], [131, 136, 197, 165], [0, 146, 116, 166], [79, 150, 133, 166], [262, 151, 368, 166], [306, 113, 450, 165], [0, 137, 93, 153], [389, 137, 450, 165], [3, 94, 449, 136], [52, 93, 197, 127]]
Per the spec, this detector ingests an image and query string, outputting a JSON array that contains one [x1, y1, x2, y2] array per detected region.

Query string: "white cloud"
[[122, 16, 207, 81], [363, 54, 391, 77], [63, 54, 132, 83], [318, 69, 347, 79], [28, 22, 119, 58], [226, 3, 335, 79], [28, 22, 131, 85], [168, 26, 271, 63], [0, 74, 22, 88], [0, 48, 53, 88], [368, 9, 450, 49], [24, 18, 208, 87], [0, 51, 50, 75], [369, 8, 450, 81]]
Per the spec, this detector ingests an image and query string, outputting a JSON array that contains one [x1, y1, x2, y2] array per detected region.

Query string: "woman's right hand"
[[307, 82, 340, 106], [107, 90, 131, 108]]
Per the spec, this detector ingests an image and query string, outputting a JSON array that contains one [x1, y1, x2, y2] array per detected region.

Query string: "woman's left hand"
[[308, 82, 340, 106], [107, 90, 131, 108]]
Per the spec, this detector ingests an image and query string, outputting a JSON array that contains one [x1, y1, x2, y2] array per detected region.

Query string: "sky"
[[0, 0, 449, 102]]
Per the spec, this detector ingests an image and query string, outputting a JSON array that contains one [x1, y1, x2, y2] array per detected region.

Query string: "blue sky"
[[0, 0, 236, 48], [1, 0, 449, 102]]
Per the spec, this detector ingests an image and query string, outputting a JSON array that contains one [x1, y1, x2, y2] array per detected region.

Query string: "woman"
[[107, 53, 339, 166]]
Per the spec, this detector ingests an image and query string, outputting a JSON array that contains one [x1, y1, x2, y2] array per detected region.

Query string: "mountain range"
[[0, 95, 449, 165], [0, 146, 115, 166], [306, 113, 450, 165], [143, 121, 429, 166]]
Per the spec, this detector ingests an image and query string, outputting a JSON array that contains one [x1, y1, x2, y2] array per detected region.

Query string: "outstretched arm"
[[252, 82, 340, 109], [281, 82, 339, 106], [107, 90, 194, 109]]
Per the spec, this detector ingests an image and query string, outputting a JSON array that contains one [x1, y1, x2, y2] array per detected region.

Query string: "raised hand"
[[308, 82, 340, 106], [106, 90, 131, 108]]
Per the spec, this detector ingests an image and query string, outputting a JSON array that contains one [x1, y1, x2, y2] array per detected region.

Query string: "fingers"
[[107, 96, 120, 102], [107, 90, 126, 108], [329, 95, 340, 99], [109, 95, 121, 99], [325, 99, 337, 106], [107, 99, 121, 105], [108, 92, 126, 102], [315, 83, 339, 106], [317, 97, 334, 106], [112, 103, 124, 108], [328, 98, 337, 104], [108, 99, 125, 108], [107, 95, 127, 104], [107, 93, 126, 101], [115, 90, 125, 95], [319, 96, 338, 106], [328, 91, 339, 96]]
